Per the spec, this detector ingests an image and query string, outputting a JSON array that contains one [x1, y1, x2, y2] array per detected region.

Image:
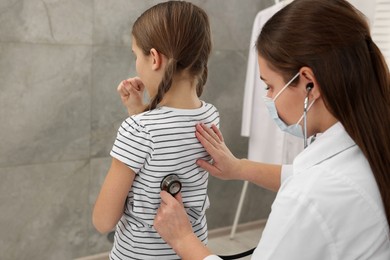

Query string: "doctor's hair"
[[257, 0, 390, 226], [132, 1, 211, 110]]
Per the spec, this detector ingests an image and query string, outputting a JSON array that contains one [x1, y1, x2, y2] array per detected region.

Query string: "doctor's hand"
[[154, 192, 196, 255], [117, 77, 147, 115], [195, 124, 242, 181], [155, 191, 212, 259]]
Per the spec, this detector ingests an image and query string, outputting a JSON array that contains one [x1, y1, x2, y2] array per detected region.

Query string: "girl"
[[154, 0, 390, 259], [92, 1, 219, 259]]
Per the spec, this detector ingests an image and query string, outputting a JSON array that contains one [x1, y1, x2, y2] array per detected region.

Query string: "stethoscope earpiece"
[[306, 82, 314, 91]]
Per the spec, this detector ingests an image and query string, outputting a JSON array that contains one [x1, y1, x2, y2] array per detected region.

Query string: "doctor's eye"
[[264, 85, 271, 91]]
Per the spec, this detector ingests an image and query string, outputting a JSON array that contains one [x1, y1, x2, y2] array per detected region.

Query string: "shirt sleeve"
[[110, 116, 153, 174]]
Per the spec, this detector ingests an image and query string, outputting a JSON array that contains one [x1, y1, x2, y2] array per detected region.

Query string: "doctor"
[[153, 0, 390, 259]]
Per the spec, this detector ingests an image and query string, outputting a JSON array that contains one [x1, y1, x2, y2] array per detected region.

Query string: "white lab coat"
[[241, 2, 303, 164], [206, 122, 390, 259]]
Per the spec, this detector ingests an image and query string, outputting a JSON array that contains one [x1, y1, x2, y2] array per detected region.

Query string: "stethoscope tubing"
[[218, 247, 255, 259]]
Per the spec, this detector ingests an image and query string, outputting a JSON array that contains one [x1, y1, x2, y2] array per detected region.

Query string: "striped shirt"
[[109, 101, 220, 259]]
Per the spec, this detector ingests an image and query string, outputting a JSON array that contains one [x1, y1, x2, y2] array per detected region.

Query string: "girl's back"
[[110, 102, 219, 259]]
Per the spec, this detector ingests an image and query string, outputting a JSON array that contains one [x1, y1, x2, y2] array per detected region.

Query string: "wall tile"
[[206, 178, 275, 230], [0, 0, 280, 258], [90, 46, 135, 158], [92, 0, 273, 49], [93, 0, 161, 46], [206, 177, 246, 229], [241, 183, 276, 222], [0, 160, 90, 260], [87, 157, 114, 255], [0, 43, 91, 167], [0, 0, 93, 44], [192, 0, 271, 51], [204, 50, 249, 159]]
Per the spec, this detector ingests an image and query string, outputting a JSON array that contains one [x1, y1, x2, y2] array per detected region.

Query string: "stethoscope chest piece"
[[160, 174, 182, 196]]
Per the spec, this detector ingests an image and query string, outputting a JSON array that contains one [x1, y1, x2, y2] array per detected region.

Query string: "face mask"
[[263, 72, 315, 138]]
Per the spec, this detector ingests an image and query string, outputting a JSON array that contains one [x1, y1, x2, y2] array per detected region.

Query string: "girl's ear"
[[150, 48, 163, 71]]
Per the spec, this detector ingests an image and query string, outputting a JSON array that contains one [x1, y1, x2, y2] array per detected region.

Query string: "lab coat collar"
[[293, 122, 357, 174]]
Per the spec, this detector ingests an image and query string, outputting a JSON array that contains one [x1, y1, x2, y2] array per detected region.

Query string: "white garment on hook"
[[348, 0, 376, 24], [241, 1, 303, 165], [372, 0, 390, 64]]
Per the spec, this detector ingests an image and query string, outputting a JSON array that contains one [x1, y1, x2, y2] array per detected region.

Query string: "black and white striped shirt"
[[109, 101, 220, 259]]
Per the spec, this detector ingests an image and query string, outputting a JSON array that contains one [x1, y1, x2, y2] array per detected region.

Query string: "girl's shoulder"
[[117, 115, 151, 140]]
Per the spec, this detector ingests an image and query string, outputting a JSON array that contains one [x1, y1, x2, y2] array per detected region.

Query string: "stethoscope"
[[160, 174, 182, 196], [161, 175, 256, 259], [160, 85, 317, 259], [304, 83, 317, 148]]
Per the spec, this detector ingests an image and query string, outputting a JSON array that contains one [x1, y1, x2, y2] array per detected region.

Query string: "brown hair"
[[257, 0, 390, 226], [132, 1, 212, 110]]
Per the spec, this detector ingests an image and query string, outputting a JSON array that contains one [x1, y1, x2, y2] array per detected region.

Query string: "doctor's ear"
[[299, 67, 321, 99], [306, 81, 322, 100]]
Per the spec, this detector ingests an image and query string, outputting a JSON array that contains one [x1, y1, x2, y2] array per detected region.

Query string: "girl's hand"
[[195, 123, 242, 180], [117, 77, 147, 115]]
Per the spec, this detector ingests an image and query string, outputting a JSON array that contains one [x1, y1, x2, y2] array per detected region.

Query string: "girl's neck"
[[159, 75, 202, 109]]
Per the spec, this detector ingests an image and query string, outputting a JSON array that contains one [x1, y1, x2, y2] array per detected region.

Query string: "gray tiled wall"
[[0, 0, 274, 259]]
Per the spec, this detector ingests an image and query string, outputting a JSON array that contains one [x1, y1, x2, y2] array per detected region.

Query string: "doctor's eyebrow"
[[260, 75, 267, 82]]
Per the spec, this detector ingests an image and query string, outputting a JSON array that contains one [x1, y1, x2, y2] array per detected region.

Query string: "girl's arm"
[[195, 123, 282, 192], [93, 158, 135, 234]]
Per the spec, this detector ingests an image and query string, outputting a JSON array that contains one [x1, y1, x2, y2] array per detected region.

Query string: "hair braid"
[[147, 58, 177, 110], [196, 63, 208, 97]]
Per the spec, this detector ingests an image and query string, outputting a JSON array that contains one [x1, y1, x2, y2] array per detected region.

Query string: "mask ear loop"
[[273, 72, 300, 101], [304, 83, 313, 148]]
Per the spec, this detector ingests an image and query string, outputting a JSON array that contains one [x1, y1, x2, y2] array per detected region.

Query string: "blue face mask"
[[263, 72, 315, 138]]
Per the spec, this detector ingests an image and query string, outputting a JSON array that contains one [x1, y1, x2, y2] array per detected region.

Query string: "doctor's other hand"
[[117, 77, 147, 115], [154, 191, 194, 250], [195, 123, 242, 181]]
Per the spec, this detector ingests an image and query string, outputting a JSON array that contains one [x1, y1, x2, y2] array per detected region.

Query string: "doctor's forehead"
[[257, 55, 272, 76], [257, 56, 284, 83]]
